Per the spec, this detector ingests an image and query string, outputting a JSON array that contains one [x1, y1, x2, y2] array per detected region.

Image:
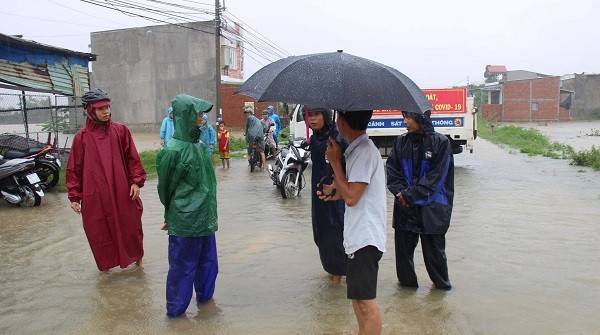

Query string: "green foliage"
[[52, 168, 67, 193], [139, 150, 159, 179], [41, 114, 78, 134], [228, 135, 246, 152], [570, 146, 600, 170], [477, 115, 599, 170]]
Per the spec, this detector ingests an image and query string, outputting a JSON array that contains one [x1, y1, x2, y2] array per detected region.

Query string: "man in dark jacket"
[[386, 110, 454, 290], [307, 106, 348, 284]]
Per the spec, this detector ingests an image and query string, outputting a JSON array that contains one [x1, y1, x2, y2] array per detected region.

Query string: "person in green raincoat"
[[156, 94, 218, 318]]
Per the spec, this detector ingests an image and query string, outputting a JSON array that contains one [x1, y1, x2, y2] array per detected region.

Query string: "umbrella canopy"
[[235, 51, 431, 113]]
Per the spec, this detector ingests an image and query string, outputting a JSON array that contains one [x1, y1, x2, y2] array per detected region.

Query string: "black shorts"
[[346, 245, 383, 300]]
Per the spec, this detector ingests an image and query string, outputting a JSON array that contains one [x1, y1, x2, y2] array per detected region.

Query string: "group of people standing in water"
[[67, 89, 454, 335]]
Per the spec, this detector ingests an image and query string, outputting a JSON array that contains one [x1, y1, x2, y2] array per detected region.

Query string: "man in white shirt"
[[318, 109, 387, 335]]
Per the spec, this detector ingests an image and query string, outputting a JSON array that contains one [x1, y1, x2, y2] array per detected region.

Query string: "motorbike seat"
[[2, 148, 43, 159]]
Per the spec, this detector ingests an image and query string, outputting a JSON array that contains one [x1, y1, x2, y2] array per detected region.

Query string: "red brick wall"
[[481, 104, 502, 121], [482, 76, 571, 122], [220, 83, 277, 129]]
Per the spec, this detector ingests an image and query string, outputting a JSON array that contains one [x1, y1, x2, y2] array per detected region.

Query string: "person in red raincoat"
[[66, 88, 147, 272]]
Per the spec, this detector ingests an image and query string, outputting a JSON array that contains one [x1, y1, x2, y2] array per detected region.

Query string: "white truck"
[[288, 87, 477, 156]]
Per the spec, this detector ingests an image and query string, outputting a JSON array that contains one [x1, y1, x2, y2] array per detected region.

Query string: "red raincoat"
[[67, 114, 147, 271]]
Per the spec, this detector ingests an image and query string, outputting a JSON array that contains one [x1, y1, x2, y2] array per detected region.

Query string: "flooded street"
[[1, 123, 599, 334]]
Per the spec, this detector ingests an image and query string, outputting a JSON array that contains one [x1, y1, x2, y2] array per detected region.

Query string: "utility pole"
[[214, 0, 222, 118]]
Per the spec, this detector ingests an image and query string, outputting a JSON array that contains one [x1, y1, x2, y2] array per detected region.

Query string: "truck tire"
[[452, 145, 463, 155]]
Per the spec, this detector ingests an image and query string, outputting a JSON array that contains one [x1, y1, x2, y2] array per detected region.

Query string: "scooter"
[[0, 155, 45, 207], [247, 140, 262, 172], [268, 138, 311, 199], [0, 133, 61, 189]]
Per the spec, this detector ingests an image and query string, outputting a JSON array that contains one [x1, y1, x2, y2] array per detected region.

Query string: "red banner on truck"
[[373, 88, 467, 115]]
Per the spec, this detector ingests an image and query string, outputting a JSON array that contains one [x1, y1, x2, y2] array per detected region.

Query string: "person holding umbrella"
[[386, 110, 454, 290], [318, 109, 387, 335]]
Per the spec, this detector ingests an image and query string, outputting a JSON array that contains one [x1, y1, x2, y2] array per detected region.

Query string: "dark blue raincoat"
[[310, 122, 348, 276], [386, 111, 454, 234]]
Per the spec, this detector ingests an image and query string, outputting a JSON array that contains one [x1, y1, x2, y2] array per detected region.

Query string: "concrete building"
[[560, 73, 600, 120], [90, 21, 219, 131]]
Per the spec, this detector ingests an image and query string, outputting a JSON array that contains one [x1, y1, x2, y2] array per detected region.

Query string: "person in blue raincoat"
[[307, 106, 348, 284], [156, 94, 219, 317], [160, 107, 174, 147], [386, 110, 454, 290], [267, 105, 281, 148], [198, 113, 217, 166]]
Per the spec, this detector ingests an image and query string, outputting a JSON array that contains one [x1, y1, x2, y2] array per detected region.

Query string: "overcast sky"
[[1, 0, 599, 88]]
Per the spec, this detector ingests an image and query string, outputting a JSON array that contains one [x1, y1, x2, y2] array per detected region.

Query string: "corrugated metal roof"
[[0, 59, 53, 91], [0, 59, 91, 95], [0, 32, 94, 95]]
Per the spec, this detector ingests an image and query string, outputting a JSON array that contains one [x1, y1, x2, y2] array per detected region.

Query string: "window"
[[531, 101, 539, 111], [227, 48, 237, 70], [221, 47, 237, 70]]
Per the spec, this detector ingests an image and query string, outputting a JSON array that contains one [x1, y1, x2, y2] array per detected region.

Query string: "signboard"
[[373, 88, 467, 115], [423, 88, 466, 114], [368, 117, 465, 128]]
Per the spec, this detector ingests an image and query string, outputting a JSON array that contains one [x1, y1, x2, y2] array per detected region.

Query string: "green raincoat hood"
[[156, 94, 217, 237], [172, 94, 213, 143]]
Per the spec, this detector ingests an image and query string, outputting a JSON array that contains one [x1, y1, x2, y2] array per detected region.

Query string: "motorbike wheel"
[[280, 170, 302, 199], [36, 162, 60, 189], [249, 147, 261, 172], [18, 185, 42, 207], [249, 148, 257, 172]]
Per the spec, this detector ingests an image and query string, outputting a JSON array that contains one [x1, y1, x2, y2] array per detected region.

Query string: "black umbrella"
[[235, 50, 431, 113]]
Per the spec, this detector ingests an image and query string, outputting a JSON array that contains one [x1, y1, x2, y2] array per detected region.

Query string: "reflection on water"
[[1, 138, 599, 334]]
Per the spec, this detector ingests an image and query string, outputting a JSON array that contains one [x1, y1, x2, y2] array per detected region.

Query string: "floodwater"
[[1, 123, 599, 335]]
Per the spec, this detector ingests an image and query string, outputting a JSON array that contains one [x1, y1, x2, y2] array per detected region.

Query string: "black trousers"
[[394, 229, 451, 289]]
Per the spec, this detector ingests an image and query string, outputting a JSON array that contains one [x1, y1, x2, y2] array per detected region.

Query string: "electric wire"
[[78, 0, 216, 35]]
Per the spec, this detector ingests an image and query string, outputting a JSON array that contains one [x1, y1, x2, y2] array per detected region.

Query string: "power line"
[[78, 0, 216, 35], [0, 11, 116, 29], [222, 12, 290, 58]]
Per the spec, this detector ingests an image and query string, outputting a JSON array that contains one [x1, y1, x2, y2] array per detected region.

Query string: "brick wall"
[[481, 104, 502, 121], [482, 76, 570, 122], [219, 83, 277, 129]]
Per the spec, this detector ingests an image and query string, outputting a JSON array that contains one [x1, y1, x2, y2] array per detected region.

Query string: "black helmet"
[[305, 105, 334, 124], [82, 88, 110, 107]]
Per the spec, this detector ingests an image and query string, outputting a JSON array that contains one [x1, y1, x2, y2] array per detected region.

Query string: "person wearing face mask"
[[66, 88, 147, 272]]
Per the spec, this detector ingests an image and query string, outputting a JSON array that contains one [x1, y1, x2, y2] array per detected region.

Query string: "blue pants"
[[166, 234, 218, 317]]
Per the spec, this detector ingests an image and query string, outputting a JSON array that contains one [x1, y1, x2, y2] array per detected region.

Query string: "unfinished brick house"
[[480, 71, 571, 122]]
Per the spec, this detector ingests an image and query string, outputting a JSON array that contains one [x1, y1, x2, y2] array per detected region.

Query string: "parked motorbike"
[[247, 140, 262, 172], [0, 155, 45, 207], [0, 133, 61, 189], [268, 138, 311, 199]]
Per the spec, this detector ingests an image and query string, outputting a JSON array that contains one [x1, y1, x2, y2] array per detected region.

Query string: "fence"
[[0, 92, 85, 157]]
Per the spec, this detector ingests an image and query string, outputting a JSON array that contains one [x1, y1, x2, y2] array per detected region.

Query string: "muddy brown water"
[[1, 122, 599, 334]]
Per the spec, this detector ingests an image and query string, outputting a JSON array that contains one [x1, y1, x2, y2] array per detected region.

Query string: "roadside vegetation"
[[51, 127, 290, 192], [477, 116, 600, 171]]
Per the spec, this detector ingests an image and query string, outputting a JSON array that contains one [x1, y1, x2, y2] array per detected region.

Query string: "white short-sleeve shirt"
[[343, 134, 387, 254]]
